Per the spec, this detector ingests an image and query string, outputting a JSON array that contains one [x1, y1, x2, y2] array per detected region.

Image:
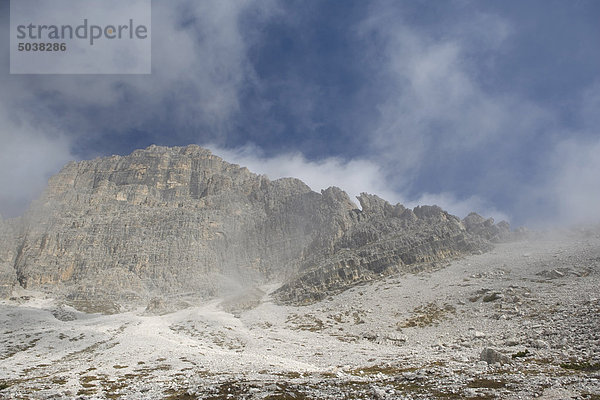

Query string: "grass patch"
[[348, 364, 417, 376], [581, 393, 600, 400], [273, 371, 303, 379], [164, 389, 199, 400], [286, 313, 326, 332], [77, 386, 98, 396], [511, 349, 531, 359], [51, 376, 68, 385], [560, 361, 600, 372], [401, 302, 456, 328], [467, 378, 506, 389], [80, 375, 98, 383]]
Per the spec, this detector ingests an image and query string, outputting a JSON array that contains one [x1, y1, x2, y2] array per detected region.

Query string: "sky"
[[1, 0, 599, 227]]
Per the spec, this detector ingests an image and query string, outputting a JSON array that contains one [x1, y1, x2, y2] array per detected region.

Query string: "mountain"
[[0, 215, 18, 298], [0, 145, 511, 312]]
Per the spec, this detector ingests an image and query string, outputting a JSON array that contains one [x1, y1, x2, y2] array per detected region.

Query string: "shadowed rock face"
[[0, 145, 511, 311], [0, 216, 18, 298]]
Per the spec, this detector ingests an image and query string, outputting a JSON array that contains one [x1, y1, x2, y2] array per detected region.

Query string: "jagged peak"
[[356, 193, 391, 213], [413, 205, 445, 219]]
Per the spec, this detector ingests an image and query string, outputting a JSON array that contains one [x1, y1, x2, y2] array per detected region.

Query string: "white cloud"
[[207, 144, 397, 209], [410, 192, 510, 222], [349, 3, 567, 224], [550, 138, 600, 225], [193, 5, 539, 224], [2, 0, 277, 135], [359, 8, 549, 171], [207, 143, 509, 221], [0, 105, 74, 218]]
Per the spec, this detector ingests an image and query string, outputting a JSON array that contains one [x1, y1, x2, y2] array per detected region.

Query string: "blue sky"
[[1, 0, 599, 226]]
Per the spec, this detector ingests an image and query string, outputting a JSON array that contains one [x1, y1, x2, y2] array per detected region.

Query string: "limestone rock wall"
[[0, 215, 18, 297], [5, 145, 511, 311], [14, 145, 331, 309]]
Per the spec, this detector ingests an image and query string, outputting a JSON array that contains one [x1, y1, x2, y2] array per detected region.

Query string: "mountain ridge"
[[0, 144, 512, 312]]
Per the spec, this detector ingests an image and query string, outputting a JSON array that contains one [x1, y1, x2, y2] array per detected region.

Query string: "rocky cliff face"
[[0, 215, 18, 298], [0, 145, 511, 311], [272, 198, 493, 304]]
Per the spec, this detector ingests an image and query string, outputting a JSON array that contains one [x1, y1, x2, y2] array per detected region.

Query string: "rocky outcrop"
[[4, 145, 512, 311], [480, 348, 511, 364], [463, 212, 511, 242], [0, 215, 18, 298], [273, 196, 492, 304]]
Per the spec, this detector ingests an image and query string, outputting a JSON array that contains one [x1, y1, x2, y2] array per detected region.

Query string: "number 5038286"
[[18, 42, 67, 51]]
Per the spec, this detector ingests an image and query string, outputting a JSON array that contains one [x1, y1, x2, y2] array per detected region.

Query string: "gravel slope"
[[1, 229, 599, 399]]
